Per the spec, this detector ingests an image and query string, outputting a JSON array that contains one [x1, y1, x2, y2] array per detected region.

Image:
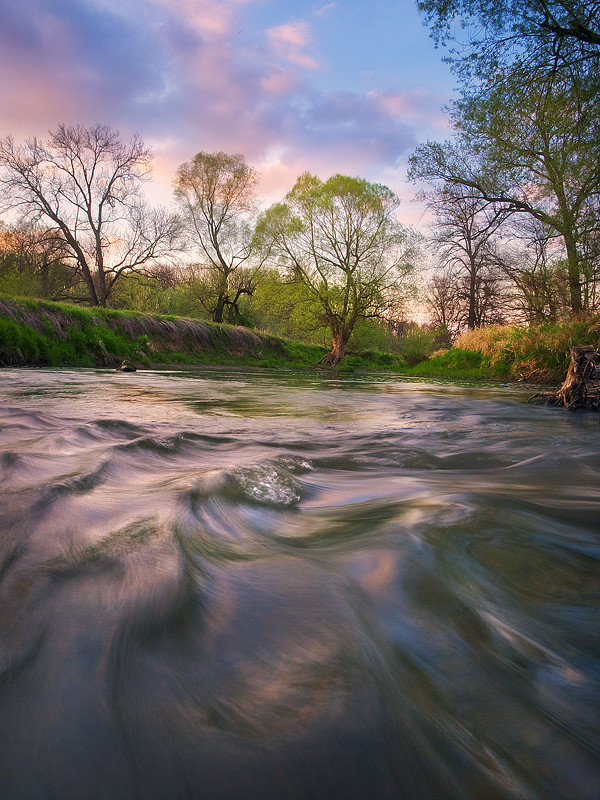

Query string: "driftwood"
[[529, 346, 600, 410], [116, 360, 137, 372]]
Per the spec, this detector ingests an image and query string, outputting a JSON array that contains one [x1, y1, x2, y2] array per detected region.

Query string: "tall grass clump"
[[454, 320, 600, 382]]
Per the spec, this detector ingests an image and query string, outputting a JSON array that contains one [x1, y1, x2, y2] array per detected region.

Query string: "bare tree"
[[173, 152, 260, 323], [427, 267, 463, 336], [424, 186, 509, 329], [496, 217, 571, 323], [0, 124, 180, 306]]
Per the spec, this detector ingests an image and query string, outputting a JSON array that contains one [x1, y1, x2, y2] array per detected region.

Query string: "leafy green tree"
[[409, 65, 600, 316], [174, 152, 262, 324], [246, 268, 328, 343], [0, 124, 180, 307], [417, 0, 600, 81], [255, 173, 417, 364]]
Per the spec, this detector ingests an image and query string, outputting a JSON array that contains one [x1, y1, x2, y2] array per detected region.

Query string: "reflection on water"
[[0, 367, 598, 799]]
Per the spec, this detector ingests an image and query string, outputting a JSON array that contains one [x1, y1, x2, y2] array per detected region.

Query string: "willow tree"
[[0, 124, 180, 307], [173, 152, 259, 324], [254, 173, 417, 364]]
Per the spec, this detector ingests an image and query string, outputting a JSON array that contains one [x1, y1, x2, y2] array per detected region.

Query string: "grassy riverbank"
[[0, 296, 407, 372], [1, 297, 597, 381], [408, 320, 600, 384]]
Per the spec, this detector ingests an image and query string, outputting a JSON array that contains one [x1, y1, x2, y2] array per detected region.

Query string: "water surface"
[[0, 368, 598, 800]]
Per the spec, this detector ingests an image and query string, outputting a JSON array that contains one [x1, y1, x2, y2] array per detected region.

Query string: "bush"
[[395, 326, 439, 366]]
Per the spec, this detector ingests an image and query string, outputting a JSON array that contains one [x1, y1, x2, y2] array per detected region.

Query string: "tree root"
[[529, 346, 600, 410]]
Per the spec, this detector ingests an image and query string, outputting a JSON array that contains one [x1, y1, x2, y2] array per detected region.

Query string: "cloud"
[[259, 66, 301, 96], [266, 21, 320, 70], [0, 0, 448, 215], [314, 3, 338, 18]]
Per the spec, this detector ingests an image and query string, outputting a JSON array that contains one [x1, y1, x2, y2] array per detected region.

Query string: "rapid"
[[0, 367, 598, 800]]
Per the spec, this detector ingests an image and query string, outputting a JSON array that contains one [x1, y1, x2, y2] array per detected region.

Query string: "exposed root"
[[529, 346, 600, 411]]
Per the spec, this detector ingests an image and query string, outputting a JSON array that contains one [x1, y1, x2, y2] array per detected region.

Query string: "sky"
[[0, 0, 456, 226]]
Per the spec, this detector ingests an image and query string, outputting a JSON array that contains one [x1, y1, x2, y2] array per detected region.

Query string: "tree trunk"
[[564, 235, 583, 316], [558, 346, 598, 409], [467, 263, 477, 329], [320, 329, 350, 365], [212, 293, 227, 324], [78, 257, 100, 306], [529, 346, 600, 410]]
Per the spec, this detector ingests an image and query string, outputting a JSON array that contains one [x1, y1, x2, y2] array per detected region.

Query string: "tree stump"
[[116, 360, 137, 372], [530, 346, 600, 410]]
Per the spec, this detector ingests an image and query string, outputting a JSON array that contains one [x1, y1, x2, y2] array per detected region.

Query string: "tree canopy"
[[254, 173, 417, 364], [409, 63, 600, 315], [173, 151, 259, 323], [418, 0, 600, 81]]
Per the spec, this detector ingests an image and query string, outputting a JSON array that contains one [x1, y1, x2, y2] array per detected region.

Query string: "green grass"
[[0, 296, 330, 370], [404, 348, 511, 380], [5, 296, 593, 382], [0, 296, 421, 372], [0, 313, 141, 367]]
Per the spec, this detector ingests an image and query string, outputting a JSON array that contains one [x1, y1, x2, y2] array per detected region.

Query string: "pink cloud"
[[266, 21, 320, 70], [260, 66, 300, 96], [367, 89, 446, 122], [153, 0, 234, 35], [314, 3, 337, 18], [0, 0, 451, 220]]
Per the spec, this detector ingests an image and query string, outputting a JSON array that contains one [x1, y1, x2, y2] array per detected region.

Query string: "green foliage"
[[394, 325, 441, 366], [0, 268, 42, 298], [338, 351, 407, 373], [347, 318, 396, 353], [454, 321, 600, 380], [8, 297, 594, 383], [406, 347, 510, 379], [108, 273, 166, 314], [255, 172, 416, 363], [0, 223, 76, 301], [246, 270, 329, 345]]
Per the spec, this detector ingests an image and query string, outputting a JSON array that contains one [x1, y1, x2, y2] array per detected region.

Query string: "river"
[[0, 367, 598, 800]]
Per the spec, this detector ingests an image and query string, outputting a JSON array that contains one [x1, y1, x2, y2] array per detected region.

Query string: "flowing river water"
[[0, 367, 598, 800]]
